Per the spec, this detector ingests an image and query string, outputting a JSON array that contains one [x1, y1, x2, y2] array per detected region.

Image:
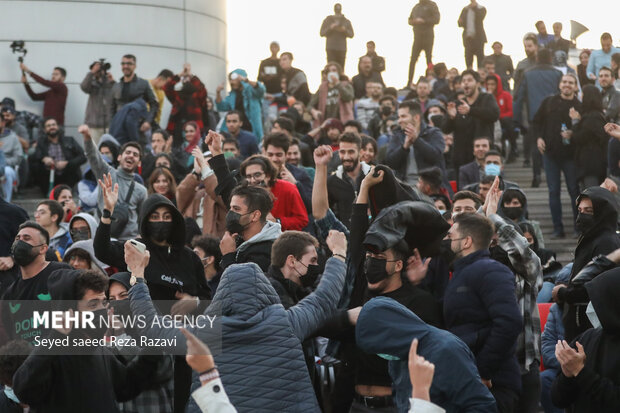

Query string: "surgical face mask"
[[295, 261, 321, 288], [225, 210, 251, 234], [11, 240, 43, 267], [484, 163, 501, 176], [147, 221, 174, 242], [586, 301, 601, 329], [4, 386, 20, 404], [70, 228, 90, 242]]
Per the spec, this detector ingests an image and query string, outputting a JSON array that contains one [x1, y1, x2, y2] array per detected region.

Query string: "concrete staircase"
[[503, 154, 577, 265], [12, 187, 47, 220]]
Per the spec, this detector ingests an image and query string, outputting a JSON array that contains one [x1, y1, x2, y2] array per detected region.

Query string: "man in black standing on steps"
[[407, 0, 440, 87], [320, 3, 354, 70]]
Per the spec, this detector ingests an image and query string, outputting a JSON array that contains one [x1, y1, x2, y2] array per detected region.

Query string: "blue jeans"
[[543, 155, 579, 233], [540, 369, 563, 413], [2, 166, 17, 202]]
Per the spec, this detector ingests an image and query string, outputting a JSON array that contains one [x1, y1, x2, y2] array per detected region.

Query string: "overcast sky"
[[227, 0, 618, 90]]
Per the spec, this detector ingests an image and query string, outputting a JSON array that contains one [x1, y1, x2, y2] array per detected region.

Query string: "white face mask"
[[586, 301, 601, 329]]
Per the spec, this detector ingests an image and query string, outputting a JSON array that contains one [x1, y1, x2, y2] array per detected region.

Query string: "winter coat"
[[176, 172, 227, 239], [409, 0, 440, 34], [308, 80, 354, 127], [109, 74, 158, 125], [129, 258, 346, 413], [94, 194, 210, 313], [541, 303, 564, 370], [84, 137, 147, 241], [356, 297, 497, 413], [552, 267, 620, 412], [80, 72, 114, 128], [327, 162, 371, 228], [442, 93, 499, 170], [572, 110, 609, 182], [491, 76, 513, 119], [559, 187, 620, 342], [319, 14, 354, 51], [443, 249, 523, 393], [31, 134, 87, 181], [457, 4, 486, 44], [217, 69, 266, 140], [49, 225, 72, 258], [458, 161, 482, 190], [385, 124, 446, 183], [514, 64, 563, 124]]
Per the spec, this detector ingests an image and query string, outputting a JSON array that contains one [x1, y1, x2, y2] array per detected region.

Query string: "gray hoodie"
[[84, 137, 146, 240], [63, 239, 108, 275], [69, 212, 99, 239], [0, 129, 23, 167]]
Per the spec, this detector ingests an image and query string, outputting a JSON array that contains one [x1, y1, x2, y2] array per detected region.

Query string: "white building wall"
[[0, 0, 227, 137]]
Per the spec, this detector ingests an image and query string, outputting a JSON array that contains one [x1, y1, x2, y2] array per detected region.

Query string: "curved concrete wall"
[[0, 0, 227, 136]]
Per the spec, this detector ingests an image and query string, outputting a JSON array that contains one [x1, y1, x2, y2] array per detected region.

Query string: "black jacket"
[[327, 163, 371, 229], [32, 134, 87, 176], [443, 92, 499, 170], [532, 94, 582, 161], [94, 194, 210, 313], [457, 4, 487, 44], [559, 187, 620, 342], [110, 75, 158, 125], [458, 160, 482, 190], [573, 110, 609, 182], [409, 0, 440, 34], [552, 267, 620, 412]]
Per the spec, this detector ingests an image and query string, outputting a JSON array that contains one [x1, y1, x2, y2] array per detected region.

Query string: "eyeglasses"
[[245, 172, 265, 181]]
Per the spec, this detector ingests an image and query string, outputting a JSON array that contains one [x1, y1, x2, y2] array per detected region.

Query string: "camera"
[[10, 40, 27, 63], [90, 58, 111, 75]]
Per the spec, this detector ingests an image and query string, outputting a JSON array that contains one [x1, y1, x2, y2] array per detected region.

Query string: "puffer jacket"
[[357, 297, 497, 413], [217, 69, 266, 140], [129, 258, 346, 413]]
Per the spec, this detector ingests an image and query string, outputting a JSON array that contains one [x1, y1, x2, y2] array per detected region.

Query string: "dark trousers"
[[464, 37, 485, 69], [540, 369, 563, 413], [327, 49, 347, 70], [517, 361, 541, 413], [491, 384, 520, 413], [30, 161, 81, 196], [500, 117, 517, 154], [543, 154, 580, 233], [408, 31, 434, 86], [525, 128, 542, 176], [173, 356, 192, 413]]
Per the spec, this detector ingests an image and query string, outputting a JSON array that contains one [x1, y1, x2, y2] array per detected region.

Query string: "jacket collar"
[[335, 161, 371, 180], [453, 249, 490, 273]]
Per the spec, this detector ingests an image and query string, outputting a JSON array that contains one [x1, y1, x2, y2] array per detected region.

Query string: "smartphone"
[[127, 240, 146, 272]]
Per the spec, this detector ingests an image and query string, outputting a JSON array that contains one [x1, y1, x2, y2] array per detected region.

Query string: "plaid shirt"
[[116, 373, 174, 413], [490, 214, 543, 373], [163, 75, 208, 135]]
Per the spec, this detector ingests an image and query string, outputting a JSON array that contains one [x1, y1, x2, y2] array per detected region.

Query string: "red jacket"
[[270, 179, 308, 231], [164, 75, 208, 135], [24, 72, 68, 125], [491, 74, 513, 119]]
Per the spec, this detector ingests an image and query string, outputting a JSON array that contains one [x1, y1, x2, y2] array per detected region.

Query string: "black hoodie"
[[559, 187, 620, 342], [94, 194, 210, 313], [552, 267, 620, 412], [12, 268, 160, 413]]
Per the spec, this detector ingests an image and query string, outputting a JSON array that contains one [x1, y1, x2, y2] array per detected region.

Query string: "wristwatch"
[[102, 209, 112, 219], [130, 275, 146, 286]]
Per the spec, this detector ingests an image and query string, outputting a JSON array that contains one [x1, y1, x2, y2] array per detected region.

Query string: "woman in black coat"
[[572, 85, 609, 189]]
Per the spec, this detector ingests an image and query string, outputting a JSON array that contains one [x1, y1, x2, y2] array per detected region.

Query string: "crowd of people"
[[1, 1, 620, 412]]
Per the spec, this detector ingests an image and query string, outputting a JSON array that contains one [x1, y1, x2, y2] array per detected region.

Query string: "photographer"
[[20, 63, 67, 126], [80, 60, 115, 144]]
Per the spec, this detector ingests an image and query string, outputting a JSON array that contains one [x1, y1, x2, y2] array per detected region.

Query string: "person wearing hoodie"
[[49, 184, 79, 223], [551, 265, 620, 411], [34, 200, 72, 258], [63, 240, 108, 275], [518, 222, 562, 301], [125, 224, 347, 413], [499, 188, 544, 248], [385, 100, 446, 188], [216, 68, 266, 140], [355, 297, 497, 413], [94, 180, 210, 412], [80, 124, 147, 240], [12, 268, 161, 413], [484, 75, 516, 162], [553, 186, 620, 341]]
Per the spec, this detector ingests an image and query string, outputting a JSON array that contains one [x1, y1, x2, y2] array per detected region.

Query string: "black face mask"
[[364, 256, 396, 284], [108, 299, 131, 318], [148, 221, 174, 242], [70, 228, 90, 242], [381, 106, 392, 116], [75, 308, 108, 340], [503, 207, 523, 220], [11, 240, 42, 267], [575, 213, 595, 234], [225, 210, 251, 234], [296, 262, 321, 288], [439, 238, 456, 265]]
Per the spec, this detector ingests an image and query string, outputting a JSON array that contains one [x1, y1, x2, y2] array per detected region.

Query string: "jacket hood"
[[69, 212, 99, 240], [231, 68, 248, 78], [576, 187, 618, 239], [48, 268, 81, 310], [97, 134, 120, 149], [334, 161, 371, 180], [51, 225, 69, 241], [63, 240, 108, 275], [490, 73, 504, 96], [585, 267, 620, 334], [553, 50, 568, 67], [237, 221, 282, 255], [499, 187, 529, 221], [210, 262, 281, 320], [138, 194, 186, 248], [356, 297, 433, 358]]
